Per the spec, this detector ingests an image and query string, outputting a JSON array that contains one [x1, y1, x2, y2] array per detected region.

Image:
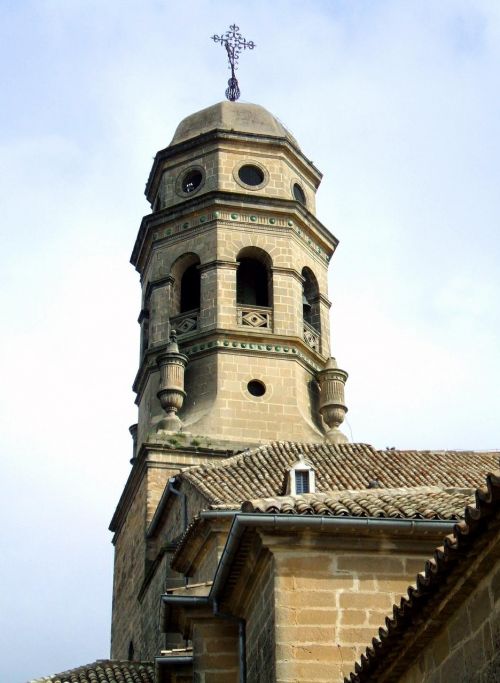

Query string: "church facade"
[[31, 101, 500, 683]]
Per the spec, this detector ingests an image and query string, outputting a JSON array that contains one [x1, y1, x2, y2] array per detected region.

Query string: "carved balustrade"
[[170, 309, 199, 337], [237, 305, 272, 330], [303, 321, 320, 351]]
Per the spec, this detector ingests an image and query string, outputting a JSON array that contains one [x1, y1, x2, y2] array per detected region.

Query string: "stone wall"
[[271, 544, 434, 682], [111, 472, 148, 659], [192, 620, 239, 683], [182, 352, 323, 443], [155, 136, 319, 214], [245, 551, 276, 683], [399, 557, 500, 683], [111, 466, 207, 660], [139, 551, 169, 659]]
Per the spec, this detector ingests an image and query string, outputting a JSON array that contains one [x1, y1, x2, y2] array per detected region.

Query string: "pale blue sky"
[[1, 1, 499, 681]]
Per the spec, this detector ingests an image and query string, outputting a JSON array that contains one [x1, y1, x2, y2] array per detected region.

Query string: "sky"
[[1, 1, 499, 681]]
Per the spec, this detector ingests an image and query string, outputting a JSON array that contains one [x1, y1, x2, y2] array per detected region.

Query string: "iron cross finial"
[[211, 24, 255, 102]]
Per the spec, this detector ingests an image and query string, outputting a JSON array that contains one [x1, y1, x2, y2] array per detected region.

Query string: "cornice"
[[131, 192, 338, 274], [198, 259, 238, 272], [145, 275, 174, 299], [132, 328, 327, 403], [271, 266, 305, 286]]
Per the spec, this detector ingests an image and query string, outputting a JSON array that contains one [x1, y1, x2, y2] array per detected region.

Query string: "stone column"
[[272, 267, 303, 337], [199, 260, 238, 331], [317, 292, 332, 358], [198, 262, 218, 330], [216, 261, 238, 330]]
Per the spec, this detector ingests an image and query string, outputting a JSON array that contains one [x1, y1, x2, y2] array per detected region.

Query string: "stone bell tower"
[[131, 100, 348, 453], [110, 101, 348, 659]]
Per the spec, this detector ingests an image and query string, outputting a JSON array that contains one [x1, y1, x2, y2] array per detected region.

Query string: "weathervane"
[[211, 24, 255, 102]]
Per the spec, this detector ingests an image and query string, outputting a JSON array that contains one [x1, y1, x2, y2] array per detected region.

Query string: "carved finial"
[[166, 329, 179, 353], [211, 24, 255, 101], [156, 339, 188, 435], [317, 357, 349, 444]]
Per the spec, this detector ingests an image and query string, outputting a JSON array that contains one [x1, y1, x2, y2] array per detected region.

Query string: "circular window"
[[182, 169, 203, 194], [238, 165, 265, 186], [247, 380, 266, 397], [293, 183, 306, 205]]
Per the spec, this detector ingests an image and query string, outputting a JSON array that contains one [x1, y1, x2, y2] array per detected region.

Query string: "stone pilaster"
[[148, 276, 174, 347]]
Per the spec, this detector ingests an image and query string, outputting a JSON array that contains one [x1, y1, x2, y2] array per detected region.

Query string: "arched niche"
[[170, 252, 201, 335], [302, 267, 321, 349], [128, 640, 134, 662], [236, 247, 273, 307], [236, 247, 273, 330]]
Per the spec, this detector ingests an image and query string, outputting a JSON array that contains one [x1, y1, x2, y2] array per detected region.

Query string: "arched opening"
[[170, 253, 201, 336], [302, 267, 321, 350], [180, 264, 200, 312], [139, 306, 150, 357], [236, 247, 273, 329], [237, 258, 268, 306], [128, 640, 134, 662]]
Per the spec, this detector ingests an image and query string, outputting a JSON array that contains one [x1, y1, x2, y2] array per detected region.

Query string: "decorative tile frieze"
[[149, 209, 330, 262], [179, 337, 322, 371]]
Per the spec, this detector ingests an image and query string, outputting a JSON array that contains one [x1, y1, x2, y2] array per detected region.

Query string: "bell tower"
[[131, 101, 347, 452], [110, 101, 349, 660]]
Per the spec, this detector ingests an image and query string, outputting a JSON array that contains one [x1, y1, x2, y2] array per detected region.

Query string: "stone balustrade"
[[237, 305, 272, 330], [170, 309, 199, 336], [303, 320, 320, 351]]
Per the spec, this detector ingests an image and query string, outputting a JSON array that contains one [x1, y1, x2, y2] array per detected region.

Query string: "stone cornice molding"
[[198, 259, 238, 273], [133, 329, 327, 402], [145, 275, 174, 300], [131, 192, 338, 273], [317, 292, 332, 308], [137, 308, 149, 324], [271, 266, 304, 285]]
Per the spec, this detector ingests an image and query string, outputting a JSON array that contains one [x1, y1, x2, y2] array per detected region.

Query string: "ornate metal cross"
[[211, 24, 255, 102]]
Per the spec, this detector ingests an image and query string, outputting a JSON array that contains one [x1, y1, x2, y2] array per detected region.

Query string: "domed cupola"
[[170, 101, 300, 147]]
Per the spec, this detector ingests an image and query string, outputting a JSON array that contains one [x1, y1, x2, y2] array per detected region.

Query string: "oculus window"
[[238, 164, 265, 186]]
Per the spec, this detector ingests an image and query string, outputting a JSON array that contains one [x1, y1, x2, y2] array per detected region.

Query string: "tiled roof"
[[171, 488, 474, 572], [242, 488, 474, 520], [180, 441, 499, 506], [345, 471, 500, 683], [28, 660, 154, 683]]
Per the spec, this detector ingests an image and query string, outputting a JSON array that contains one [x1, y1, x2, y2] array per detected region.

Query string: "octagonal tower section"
[[132, 101, 339, 451]]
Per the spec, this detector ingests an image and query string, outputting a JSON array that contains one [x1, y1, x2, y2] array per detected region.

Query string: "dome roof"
[[170, 101, 299, 148]]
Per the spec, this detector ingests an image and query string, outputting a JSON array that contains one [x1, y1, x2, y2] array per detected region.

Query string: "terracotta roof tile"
[[180, 441, 499, 506], [345, 471, 500, 682], [242, 488, 475, 520], [171, 487, 475, 572], [28, 660, 154, 683]]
